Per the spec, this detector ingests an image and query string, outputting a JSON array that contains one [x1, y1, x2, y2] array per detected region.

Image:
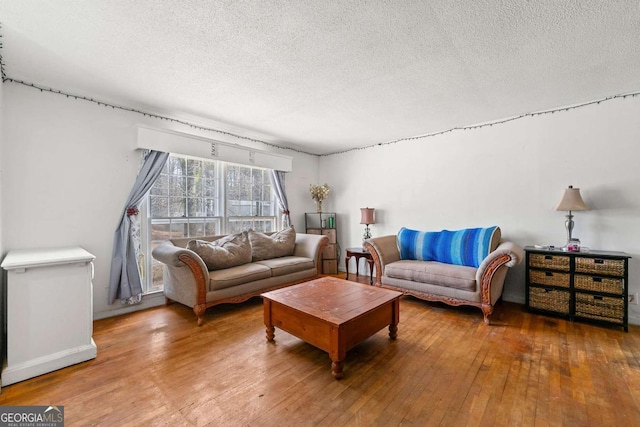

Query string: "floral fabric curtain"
[[269, 170, 291, 229], [108, 150, 169, 304]]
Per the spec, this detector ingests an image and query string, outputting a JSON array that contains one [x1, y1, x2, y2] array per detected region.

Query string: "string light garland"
[[323, 90, 640, 157], [0, 26, 5, 82], [0, 77, 309, 155], [5, 75, 638, 158], [0, 25, 638, 157]]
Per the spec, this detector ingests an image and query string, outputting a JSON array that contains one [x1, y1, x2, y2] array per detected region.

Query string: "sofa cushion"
[[385, 260, 477, 291], [397, 226, 500, 268], [248, 227, 296, 261], [208, 263, 272, 291], [187, 231, 251, 270], [255, 256, 315, 277]]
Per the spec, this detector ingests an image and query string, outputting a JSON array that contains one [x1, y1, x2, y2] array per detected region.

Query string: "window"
[[143, 155, 276, 292], [226, 164, 276, 234]]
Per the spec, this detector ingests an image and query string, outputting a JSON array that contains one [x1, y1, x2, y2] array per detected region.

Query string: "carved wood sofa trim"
[[364, 241, 513, 325], [172, 238, 328, 326]]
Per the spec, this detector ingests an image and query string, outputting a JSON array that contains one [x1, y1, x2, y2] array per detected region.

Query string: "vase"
[[316, 200, 323, 213]]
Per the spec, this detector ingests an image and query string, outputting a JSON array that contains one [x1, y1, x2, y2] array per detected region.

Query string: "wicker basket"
[[575, 292, 624, 323], [529, 287, 570, 314], [529, 270, 570, 288], [574, 274, 623, 294], [529, 254, 570, 271], [575, 257, 625, 276]]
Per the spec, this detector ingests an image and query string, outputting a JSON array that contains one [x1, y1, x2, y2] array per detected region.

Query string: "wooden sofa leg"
[[194, 304, 206, 327], [482, 304, 493, 325]]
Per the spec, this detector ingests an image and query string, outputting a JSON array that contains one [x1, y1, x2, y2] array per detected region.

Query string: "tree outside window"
[[145, 156, 276, 292]]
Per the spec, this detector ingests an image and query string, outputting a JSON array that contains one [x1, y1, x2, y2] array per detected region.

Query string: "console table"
[[345, 247, 374, 285], [525, 246, 630, 331], [1, 247, 97, 385]]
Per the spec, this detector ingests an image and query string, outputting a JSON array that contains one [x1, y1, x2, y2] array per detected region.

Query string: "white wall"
[[0, 78, 4, 260], [0, 83, 319, 319], [319, 96, 640, 325], [0, 75, 4, 381], [3, 81, 639, 325]]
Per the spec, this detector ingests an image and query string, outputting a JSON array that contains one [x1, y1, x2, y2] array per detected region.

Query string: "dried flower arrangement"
[[309, 183, 330, 212]]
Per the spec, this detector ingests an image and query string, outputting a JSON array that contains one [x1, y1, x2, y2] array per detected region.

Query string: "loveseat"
[[152, 227, 328, 326], [363, 226, 523, 324]]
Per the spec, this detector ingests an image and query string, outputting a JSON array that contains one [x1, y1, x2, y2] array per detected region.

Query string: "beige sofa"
[[364, 230, 523, 324], [152, 230, 328, 326]]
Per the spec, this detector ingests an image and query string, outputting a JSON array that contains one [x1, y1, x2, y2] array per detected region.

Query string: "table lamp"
[[360, 207, 375, 241], [554, 185, 589, 244]]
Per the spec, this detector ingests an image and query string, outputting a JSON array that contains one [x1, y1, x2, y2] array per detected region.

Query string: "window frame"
[[141, 154, 278, 294]]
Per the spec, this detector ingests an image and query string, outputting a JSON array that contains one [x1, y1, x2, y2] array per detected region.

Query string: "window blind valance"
[[136, 126, 293, 172]]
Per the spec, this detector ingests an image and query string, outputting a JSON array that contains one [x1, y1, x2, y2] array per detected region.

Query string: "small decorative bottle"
[[567, 238, 581, 252]]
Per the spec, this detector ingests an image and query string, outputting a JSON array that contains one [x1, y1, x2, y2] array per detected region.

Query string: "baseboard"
[[2, 340, 97, 386], [94, 291, 166, 320], [502, 293, 525, 305]]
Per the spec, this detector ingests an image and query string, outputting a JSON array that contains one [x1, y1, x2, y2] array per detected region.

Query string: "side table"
[[345, 247, 374, 285]]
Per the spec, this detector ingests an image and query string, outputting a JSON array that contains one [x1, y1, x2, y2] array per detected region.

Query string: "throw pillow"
[[248, 226, 296, 261], [397, 226, 500, 268], [187, 231, 251, 270]]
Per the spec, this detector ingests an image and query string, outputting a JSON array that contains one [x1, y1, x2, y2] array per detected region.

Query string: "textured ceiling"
[[1, 1, 639, 155]]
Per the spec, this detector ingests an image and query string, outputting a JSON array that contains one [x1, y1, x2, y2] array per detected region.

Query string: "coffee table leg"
[[264, 299, 275, 342], [266, 325, 275, 342], [389, 298, 399, 339], [388, 324, 398, 340], [331, 360, 344, 379]]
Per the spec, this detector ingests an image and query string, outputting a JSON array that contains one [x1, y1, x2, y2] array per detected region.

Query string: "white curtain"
[[269, 170, 291, 229], [108, 150, 169, 304]]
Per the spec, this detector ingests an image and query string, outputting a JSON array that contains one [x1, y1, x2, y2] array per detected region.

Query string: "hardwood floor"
[[2, 274, 640, 426]]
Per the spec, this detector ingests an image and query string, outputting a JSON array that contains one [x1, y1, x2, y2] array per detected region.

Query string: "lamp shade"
[[360, 207, 375, 225], [554, 185, 589, 211]]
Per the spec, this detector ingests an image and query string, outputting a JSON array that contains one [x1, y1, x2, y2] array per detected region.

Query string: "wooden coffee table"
[[261, 276, 402, 379]]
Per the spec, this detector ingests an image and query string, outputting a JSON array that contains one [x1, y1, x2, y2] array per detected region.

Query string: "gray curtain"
[[109, 150, 170, 304], [269, 170, 291, 229]]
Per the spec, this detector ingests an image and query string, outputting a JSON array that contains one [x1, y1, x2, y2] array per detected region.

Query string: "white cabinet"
[[1, 247, 97, 385]]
